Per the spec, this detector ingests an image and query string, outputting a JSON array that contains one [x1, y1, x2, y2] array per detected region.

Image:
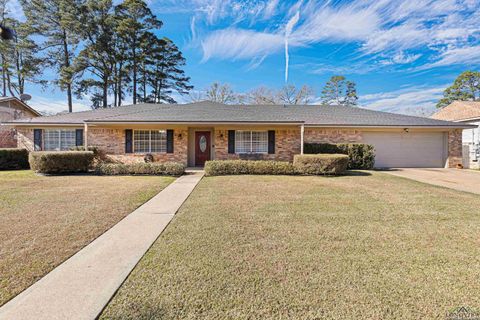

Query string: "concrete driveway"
[[384, 168, 480, 195]]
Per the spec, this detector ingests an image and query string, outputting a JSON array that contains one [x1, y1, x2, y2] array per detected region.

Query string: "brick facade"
[[214, 128, 301, 162], [304, 128, 363, 143], [447, 129, 463, 168], [16, 128, 34, 151], [88, 127, 189, 165]]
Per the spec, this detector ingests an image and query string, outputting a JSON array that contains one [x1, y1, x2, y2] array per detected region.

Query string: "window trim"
[[43, 129, 77, 151], [133, 129, 167, 154], [235, 130, 268, 154]]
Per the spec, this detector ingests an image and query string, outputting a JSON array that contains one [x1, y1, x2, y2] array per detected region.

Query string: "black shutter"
[[228, 130, 235, 154], [125, 129, 133, 153], [166, 129, 174, 153], [33, 129, 42, 151], [75, 129, 84, 147], [268, 130, 275, 154]]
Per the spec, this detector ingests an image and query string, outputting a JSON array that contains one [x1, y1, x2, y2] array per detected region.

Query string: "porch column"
[[300, 124, 304, 154], [84, 122, 88, 147]]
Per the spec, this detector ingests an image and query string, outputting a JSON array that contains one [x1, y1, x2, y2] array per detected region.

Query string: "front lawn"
[[0, 170, 174, 306], [101, 172, 480, 319]]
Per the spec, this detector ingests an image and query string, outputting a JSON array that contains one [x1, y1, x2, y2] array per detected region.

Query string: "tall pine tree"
[[21, 0, 84, 112]]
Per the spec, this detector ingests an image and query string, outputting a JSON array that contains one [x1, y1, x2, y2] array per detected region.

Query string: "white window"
[[134, 130, 166, 153], [235, 130, 268, 154], [44, 129, 76, 151]]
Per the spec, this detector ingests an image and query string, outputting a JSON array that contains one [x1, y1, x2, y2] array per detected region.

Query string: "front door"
[[195, 131, 211, 166]]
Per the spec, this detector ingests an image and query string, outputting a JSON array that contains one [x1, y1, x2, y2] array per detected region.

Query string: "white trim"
[[300, 124, 304, 155]]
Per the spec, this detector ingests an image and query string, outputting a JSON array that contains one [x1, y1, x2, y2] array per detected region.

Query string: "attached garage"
[[363, 131, 447, 168]]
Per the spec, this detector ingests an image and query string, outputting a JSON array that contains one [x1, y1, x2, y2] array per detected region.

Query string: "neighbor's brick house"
[[0, 97, 41, 148], [10, 101, 471, 168]]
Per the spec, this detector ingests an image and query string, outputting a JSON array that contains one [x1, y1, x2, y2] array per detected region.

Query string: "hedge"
[[0, 148, 29, 170], [205, 160, 295, 176], [293, 154, 349, 175], [95, 162, 185, 176], [29, 151, 94, 174], [304, 143, 375, 169]]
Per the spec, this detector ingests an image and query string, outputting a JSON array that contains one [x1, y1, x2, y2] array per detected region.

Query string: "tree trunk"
[[62, 33, 73, 113], [118, 61, 123, 106], [132, 46, 137, 104], [103, 78, 108, 108]]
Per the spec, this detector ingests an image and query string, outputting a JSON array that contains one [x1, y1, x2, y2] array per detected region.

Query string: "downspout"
[[300, 124, 304, 155]]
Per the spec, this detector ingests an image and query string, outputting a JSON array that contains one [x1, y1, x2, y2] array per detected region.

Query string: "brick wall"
[[448, 129, 463, 168], [304, 128, 363, 143], [89, 127, 188, 165], [0, 128, 16, 148], [16, 128, 34, 151], [214, 128, 301, 162]]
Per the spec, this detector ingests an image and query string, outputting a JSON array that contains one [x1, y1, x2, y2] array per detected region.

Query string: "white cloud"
[[360, 85, 446, 115], [264, 0, 279, 19], [194, 0, 480, 71], [419, 45, 480, 69], [201, 28, 285, 61], [29, 96, 90, 114], [380, 52, 422, 65], [285, 11, 300, 83]]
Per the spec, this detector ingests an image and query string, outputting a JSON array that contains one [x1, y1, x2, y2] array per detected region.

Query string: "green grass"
[[0, 170, 174, 306], [100, 172, 480, 319]]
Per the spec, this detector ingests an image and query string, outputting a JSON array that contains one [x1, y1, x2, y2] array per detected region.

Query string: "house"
[[432, 101, 480, 169], [8, 101, 472, 168], [0, 97, 41, 148]]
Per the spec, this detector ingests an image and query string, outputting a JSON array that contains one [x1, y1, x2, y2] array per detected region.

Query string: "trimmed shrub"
[[95, 162, 185, 176], [29, 151, 94, 174], [0, 148, 29, 170], [69, 146, 106, 162], [304, 143, 375, 169], [205, 160, 296, 176], [293, 154, 349, 175]]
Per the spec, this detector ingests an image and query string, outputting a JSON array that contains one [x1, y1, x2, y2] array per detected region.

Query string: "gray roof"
[[8, 101, 473, 128]]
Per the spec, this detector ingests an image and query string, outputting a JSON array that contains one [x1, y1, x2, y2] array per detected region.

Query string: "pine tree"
[[437, 71, 480, 108], [321, 76, 358, 106], [74, 0, 116, 109], [115, 0, 162, 105], [21, 0, 84, 112]]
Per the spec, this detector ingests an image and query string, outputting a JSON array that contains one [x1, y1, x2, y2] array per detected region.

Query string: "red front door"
[[195, 131, 211, 166]]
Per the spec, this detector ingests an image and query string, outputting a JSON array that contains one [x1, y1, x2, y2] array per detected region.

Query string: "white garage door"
[[362, 131, 447, 168]]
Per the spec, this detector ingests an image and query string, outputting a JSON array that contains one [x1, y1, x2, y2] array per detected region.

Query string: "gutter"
[[303, 124, 476, 129]]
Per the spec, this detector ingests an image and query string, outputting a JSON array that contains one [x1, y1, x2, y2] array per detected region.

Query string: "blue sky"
[[7, 0, 480, 115]]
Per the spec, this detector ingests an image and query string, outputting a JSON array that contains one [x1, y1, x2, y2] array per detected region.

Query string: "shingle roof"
[[9, 101, 472, 128], [431, 101, 480, 121]]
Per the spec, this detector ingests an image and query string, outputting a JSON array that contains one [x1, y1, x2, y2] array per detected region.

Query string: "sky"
[[6, 0, 480, 116]]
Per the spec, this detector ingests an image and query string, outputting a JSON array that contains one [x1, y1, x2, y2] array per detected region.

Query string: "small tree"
[[437, 71, 480, 108], [276, 84, 313, 105], [321, 76, 358, 106]]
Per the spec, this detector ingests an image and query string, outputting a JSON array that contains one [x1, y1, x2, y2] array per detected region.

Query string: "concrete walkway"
[[0, 172, 204, 320], [384, 168, 480, 195]]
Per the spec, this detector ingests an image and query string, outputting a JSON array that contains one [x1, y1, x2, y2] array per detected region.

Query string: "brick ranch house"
[[0, 97, 41, 148], [7, 101, 473, 168]]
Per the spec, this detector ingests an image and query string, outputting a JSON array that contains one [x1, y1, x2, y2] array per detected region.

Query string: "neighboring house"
[[0, 97, 41, 148], [8, 101, 472, 168], [432, 101, 480, 169]]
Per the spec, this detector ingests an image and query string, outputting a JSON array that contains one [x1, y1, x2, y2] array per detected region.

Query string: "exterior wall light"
[[404, 128, 409, 133]]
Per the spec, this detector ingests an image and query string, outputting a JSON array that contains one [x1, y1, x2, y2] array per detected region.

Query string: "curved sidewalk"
[[0, 172, 204, 320]]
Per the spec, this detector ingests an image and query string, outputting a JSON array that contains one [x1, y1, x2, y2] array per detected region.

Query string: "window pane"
[[134, 130, 150, 153], [44, 130, 60, 151], [60, 130, 76, 150], [235, 131, 251, 153], [151, 130, 166, 152], [134, 130, 167, 153], [252, 131, 268, 153]]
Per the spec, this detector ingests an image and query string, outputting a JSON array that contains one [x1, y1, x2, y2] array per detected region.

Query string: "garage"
[[362, 131, 447, 168]]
